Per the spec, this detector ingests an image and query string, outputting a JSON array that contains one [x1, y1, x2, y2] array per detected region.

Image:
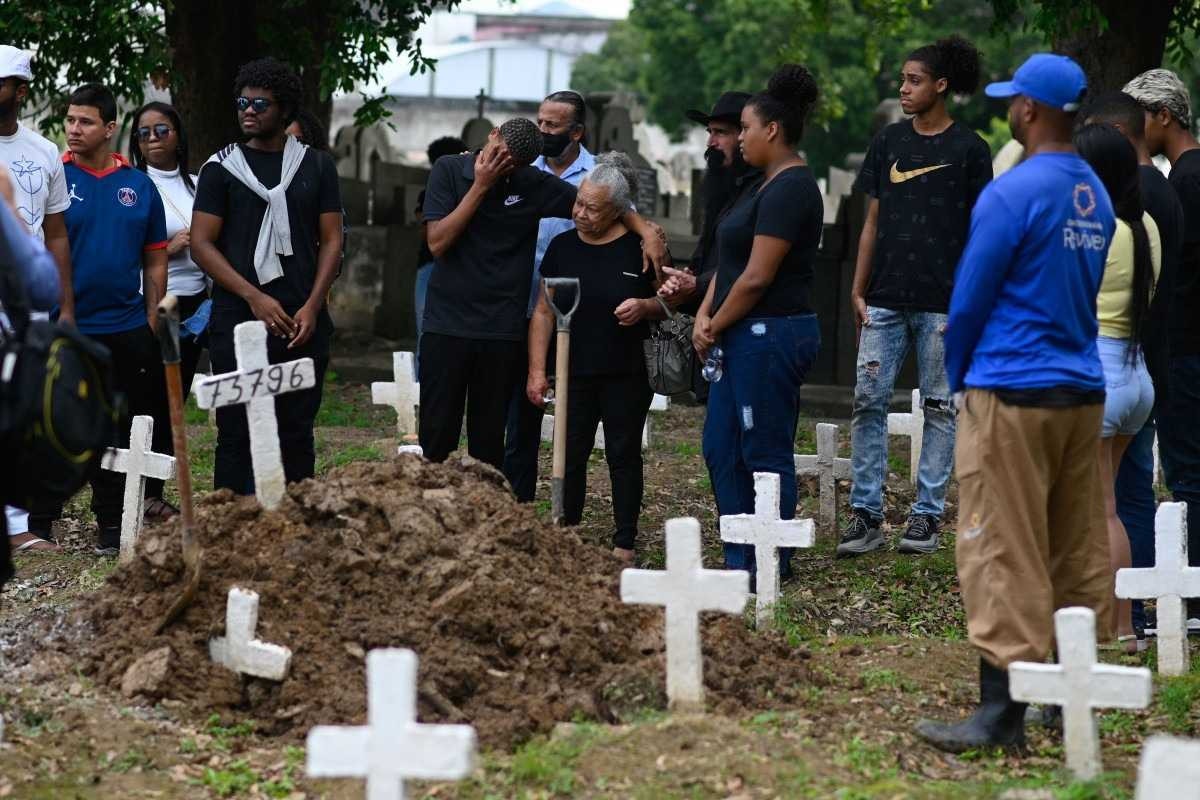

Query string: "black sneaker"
[[94, 525, 120, 557], [836, 510, 884, 558], [898, 514, 940, 554]]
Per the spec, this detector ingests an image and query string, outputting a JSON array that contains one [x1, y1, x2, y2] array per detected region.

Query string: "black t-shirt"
[[193, 144, 342, 317], [422, 153, 577, 341], [416, 189, 434, 266], [1169, 149, 1200, 356], [854, 120, 993, 313], [1140, 164, 1184, 382], [711, 166, 823, 317], [540, 229, 656, 377]]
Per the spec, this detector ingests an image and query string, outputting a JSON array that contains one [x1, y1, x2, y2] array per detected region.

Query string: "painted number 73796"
[[194, 358, 317, 410]]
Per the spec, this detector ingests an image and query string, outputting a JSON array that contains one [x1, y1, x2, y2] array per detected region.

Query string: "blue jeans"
[[850, 306, 955, 520], [413, 261, 434, 371], [1160, 354, 1200, 606], [702, 314, 820, 575], [1116, 419, 1156, 630]]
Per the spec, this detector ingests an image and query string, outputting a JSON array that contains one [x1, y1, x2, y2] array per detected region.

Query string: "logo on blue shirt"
[[1073, 183, 1096, 217], [117, 187, 138, 207]]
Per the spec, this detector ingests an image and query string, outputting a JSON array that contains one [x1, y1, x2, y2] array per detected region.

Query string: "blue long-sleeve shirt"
[[0, 199, 60, 311], [945, 152, 1115, 393]]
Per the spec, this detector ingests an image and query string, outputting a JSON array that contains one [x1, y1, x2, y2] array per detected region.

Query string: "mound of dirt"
[[80, 457, 811, 748]]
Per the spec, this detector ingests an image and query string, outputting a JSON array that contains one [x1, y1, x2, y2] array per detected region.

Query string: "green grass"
[[1158, 674, 1200, 734], [198, 759, 256, 797], [316, 443, 384, 473]]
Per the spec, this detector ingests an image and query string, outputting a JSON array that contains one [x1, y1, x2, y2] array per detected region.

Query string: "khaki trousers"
[[955, 390, 1111, 668]]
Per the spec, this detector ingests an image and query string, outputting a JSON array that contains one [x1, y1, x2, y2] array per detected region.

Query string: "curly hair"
[[747, 64, 820, 146], [906, 35, 982, 96], [233, 57, 303, 125], [290, 108, 328, 150]]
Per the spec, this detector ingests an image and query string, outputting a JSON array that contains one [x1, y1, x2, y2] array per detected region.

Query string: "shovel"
[[543, 277, 580, 526], [153, 294, 203, 634]]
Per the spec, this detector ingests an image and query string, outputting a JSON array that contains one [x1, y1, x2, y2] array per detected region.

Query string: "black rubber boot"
[[914, 658, 1027, 753]]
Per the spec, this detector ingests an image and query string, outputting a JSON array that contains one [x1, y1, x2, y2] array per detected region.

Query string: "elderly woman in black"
[[527, 153, 666, 565]]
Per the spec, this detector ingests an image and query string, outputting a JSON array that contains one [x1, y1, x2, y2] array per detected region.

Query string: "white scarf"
[[205, 135, 307, 285]]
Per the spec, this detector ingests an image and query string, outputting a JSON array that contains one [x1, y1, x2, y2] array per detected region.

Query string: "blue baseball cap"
[[985, 53, 1088, 112]]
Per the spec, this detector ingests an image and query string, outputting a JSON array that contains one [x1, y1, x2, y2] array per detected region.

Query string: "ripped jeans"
[[850, 306, 955, 520], [703, 314, 820, 574]]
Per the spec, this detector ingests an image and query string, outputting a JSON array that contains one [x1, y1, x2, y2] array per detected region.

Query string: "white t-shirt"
[[146, 164, 206, 296], [0, 122, 69, 240]]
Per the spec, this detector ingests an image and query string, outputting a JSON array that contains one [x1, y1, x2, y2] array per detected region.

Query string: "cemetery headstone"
[[794, 422, 851, 534], [887, 389, 923, 481], [371, 351, 420, 437], [620, 517, 749, 710], [306, 648, 477, 800], [100, 415, 176, 564], [719, 472, 814, 627], [1009, 607, 1153, 780], [208, 587, 293, 681], [540, 412, 650, 451], [193, 321, 316, 510], [1116, 502, 1200, 675], [1135, 735, 1200, 800]]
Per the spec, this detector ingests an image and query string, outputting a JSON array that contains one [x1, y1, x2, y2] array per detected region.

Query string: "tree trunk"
[[1052, 0, 1178, 94], [165, 0, 261, 166]]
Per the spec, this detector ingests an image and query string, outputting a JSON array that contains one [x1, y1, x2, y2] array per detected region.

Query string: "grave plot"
[[76, 456, 812, 750]]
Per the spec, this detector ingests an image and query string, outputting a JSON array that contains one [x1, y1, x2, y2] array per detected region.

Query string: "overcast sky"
[[458, 0, 631, 20]]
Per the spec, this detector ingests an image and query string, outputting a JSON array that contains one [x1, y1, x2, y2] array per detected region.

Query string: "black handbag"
[[643, 299, 695, 395]]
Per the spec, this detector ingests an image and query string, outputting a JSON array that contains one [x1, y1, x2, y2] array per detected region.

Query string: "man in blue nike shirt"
[[915, 54, 1116, 753]]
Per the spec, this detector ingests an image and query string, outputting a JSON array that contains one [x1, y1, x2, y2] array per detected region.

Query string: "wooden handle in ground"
[[550, 330, 571, 525]]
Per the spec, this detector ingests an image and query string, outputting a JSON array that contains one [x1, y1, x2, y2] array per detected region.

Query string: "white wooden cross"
[[208, 587, 293, 681], [190, 372, 216, 425], [193, 321, 316, 510], [101, 415, 175, 564], [306, 648, 477, 800], [719, 472, 814, 627], [540, 412, 650, 451], [887, 389, 923, 481], [397, 445, 424, 457], [1116, 502, 1200, 675], [1135, 735, 1200, 800], [620, 517, 749, 710], [371, 351, 420, 437], [794, 422, 851, 535], [650, 394, 669, 412], [1009, 607, 1152, 780]]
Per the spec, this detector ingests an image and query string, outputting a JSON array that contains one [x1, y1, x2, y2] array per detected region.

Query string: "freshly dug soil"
[[81, 457, 811, 749]]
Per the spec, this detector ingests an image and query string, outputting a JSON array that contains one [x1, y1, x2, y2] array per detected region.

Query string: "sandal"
[[143, 497, 179, 521], [10, 533, 61, 553]]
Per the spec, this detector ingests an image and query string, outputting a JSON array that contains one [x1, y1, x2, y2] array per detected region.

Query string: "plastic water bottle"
[[702, 346, 724, 383]]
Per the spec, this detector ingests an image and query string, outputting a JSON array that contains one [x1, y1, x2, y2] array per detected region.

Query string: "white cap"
[[0, 46, 32, 81]]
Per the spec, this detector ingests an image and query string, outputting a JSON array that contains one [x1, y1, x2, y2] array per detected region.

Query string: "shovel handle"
[[543, 277, 581, 333], [155, 294, 195, 534]]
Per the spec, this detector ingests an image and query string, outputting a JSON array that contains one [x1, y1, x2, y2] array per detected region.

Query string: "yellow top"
[[1098, 212, 1161, 339]]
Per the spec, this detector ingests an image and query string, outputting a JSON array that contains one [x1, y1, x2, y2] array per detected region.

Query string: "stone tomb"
[[719, 472, 814, 627], [100, 415, 175, 563], [371, 351, 420, 437], [1135, 735, 1200, 800], [1116, 502, 1200, 675], [620, 517, 749, 710], [307, 648, 477, 800], [794, 422, 850, 534], [887, 389, 923, 481], [193, 321, 317, 510], [209, 587, 293, 681], [1009, 607, 1152, 780]]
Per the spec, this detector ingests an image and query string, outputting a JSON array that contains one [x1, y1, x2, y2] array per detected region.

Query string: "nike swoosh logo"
[[889, 161, 951, 183], [504, 195, 522, 206]]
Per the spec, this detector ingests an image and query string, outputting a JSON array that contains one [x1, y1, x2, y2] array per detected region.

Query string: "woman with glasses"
[[128, 101, 207, 520]]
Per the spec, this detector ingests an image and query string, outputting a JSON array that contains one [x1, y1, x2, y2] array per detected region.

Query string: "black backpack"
[[0, 266, 122, 510]]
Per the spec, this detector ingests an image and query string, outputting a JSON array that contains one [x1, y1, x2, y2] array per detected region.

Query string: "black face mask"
[[542, 131, 572, 158]]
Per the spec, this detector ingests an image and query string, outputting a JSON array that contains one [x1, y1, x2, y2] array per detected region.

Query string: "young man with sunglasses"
[[191, 57, 342, 495], [27, 82, 169, 556], [0, 45, 76, 554]]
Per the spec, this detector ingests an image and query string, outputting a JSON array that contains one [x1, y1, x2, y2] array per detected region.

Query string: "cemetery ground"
[[0, 375, 1194, 799]]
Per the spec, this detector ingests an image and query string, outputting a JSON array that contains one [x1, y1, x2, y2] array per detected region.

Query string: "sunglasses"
[[235, 96, 273, 113], [136, 123, 173, 142]]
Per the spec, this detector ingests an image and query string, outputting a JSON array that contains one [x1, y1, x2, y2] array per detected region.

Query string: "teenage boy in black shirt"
[[191, 57, 343, 494], [1124, 69, 1200, 618], [838, 36, 992, 558], [419, 118, 667, 469]]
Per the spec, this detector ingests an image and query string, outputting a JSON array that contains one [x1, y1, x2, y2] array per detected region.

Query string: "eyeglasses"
[[235, 96, 273, 113], [136, 123, 173, 141]]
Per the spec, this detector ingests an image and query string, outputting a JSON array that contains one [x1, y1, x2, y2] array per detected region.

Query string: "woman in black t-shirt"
[[694, 64, 824, 578], [527, 153, 666, 565]]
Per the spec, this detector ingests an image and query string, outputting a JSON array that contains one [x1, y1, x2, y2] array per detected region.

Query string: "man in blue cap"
[[915, 54, 1116, 753]]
